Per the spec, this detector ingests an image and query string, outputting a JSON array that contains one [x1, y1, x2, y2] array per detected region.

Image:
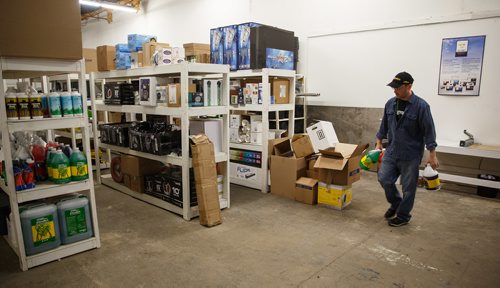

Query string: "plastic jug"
[[360, 149, 382, 170], [70, 148, 89, 181], [20, 203, 61, 256], [51, 150, 71, 184], [57, 194, 93, 244], [423, 164, 440, 190]]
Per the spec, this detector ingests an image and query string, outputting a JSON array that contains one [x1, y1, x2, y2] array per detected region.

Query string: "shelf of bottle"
[[0, 179, 92, 204], [7, 117, 87, 132]]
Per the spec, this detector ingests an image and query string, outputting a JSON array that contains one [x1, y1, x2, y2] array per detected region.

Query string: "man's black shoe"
[[388, 217, 409, 227], [384, 208, 397, 219]]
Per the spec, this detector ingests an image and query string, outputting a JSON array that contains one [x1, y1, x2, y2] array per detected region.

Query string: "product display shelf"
[[229, 68, 296, 193], [90, 62, 231, 220], [0, 57, 101, 271]]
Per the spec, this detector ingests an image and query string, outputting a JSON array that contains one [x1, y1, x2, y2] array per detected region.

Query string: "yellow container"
[[318, 183, 352, 210]]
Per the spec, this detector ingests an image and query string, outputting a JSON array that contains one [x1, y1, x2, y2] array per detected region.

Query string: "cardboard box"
[[270, 137, 307, 199], [295, 177, 318, 205], [123, 174, 145, 193], [314, 143, 368, 185], [142, 42, 171, 66], [191, 135, 222, 227], [271, 79, 290, 104], [230, 162, 262, 183], [83, 48, 98, 73], [121, 155, 164, 177], [318, 183, 352, 210], [306, 121, 339, 153], [230, 115, 242, 129], [0, 0, 82, 60], [97, 46, 116, 71], [107, 112, 122, 123], [190, 119, 223, 153], [292, 134, 315, 158], [167, 84, 181, 107], [183, 43, 210, 55], [307, 158, 320, 180]]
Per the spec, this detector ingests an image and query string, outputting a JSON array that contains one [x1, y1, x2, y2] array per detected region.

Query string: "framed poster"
[[438, 35, 486, 96]]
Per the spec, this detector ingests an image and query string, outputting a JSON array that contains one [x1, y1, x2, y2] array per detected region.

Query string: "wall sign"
[[438, 35, 486, 96]]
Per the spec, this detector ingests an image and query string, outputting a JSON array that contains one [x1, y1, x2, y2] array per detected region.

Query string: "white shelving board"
[[228, 69, 296, 193], [90, 62, 231, 220], [0, 57, 101, 271]]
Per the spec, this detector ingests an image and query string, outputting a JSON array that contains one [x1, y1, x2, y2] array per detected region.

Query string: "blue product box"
[[210, 28, 224, 64], [115, 43, 130, 53], [237, 22, 261, 70], [116, 52, 131, 70], [265, 48, 294, 70], [127, 34, 157, 52], [222, 25, 239, 70]]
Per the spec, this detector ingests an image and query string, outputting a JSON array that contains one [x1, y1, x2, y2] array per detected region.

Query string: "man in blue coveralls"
[[376, 72, 439, 227]]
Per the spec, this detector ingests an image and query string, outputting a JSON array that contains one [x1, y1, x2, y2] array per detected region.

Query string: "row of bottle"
[[46, 147, 89, 184], [5, 91, 83, 120], [20, 195, 94, 256]]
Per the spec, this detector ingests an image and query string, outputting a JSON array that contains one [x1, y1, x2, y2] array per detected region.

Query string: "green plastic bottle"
[[46, 147, 55, 181], [360, 149, 382, 171], [51, 150, 71, 184], [70, 148, 89, 181]]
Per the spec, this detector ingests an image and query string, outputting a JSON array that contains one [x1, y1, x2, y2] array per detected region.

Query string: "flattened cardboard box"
[[295, 177, 318, 205], [314, 143, 368, 185], [191, 134, 221, 227]]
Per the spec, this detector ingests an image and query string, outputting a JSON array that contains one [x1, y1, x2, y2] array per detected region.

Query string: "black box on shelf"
[[98, 123, 132, 147], [104, 83, 136, 105], [249, 25, 298, 70], [144, 173, 197, 207]]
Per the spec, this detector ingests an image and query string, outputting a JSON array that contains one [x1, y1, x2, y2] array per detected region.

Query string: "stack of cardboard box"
[[269, 121, 368, 210], [183, 43, 210, 63], [191, 135, 222, 227]]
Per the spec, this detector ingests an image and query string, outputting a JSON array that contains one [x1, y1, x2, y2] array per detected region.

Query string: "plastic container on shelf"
[[46, 147, 55, 181], [62, 144, 73, 159], [57, 194, 93, 245], [6, 92, 19, 120], [48, 92, 62, 118], [70, 148, 89, 181], [51, 150, 71, 184], [17, 92, 31, 120], [40, 93, 50, 118], [29, 92, 44, 119], [20, 203, 61, 256], [71, 91, 83, 116], [60, 91, 74, 117]]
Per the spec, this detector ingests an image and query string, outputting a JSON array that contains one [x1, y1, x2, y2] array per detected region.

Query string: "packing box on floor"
[[0, 0, 82, 60], [314, 143, 368, 185], [318, 183, 352, 210], [270, 138, 307, 199], [97, 45, 116, 71], [306, 121, 339, 153], [121, 155, 164, 193], [292, 134, 315, 158], [306, 157, 320, 180], [295, 177, 318, 205], [191, 134, 222, 227]]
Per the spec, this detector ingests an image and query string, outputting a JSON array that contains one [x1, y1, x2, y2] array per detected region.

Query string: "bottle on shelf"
[[60, 91, 74, 117], [70, 148, 89, 181], [51, 150, 71, 184], [71, 91, 83, 116], [48, 92, 62, 118]]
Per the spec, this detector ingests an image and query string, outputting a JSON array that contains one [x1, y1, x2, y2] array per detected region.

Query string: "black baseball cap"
[[387, 72, 414, 88]]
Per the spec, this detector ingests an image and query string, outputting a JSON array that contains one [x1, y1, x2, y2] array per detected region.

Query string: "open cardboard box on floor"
[[270, 137, 307, 200], [314, 143, 368, 185]]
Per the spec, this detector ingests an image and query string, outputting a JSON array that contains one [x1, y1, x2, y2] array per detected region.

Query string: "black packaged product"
[[104, 83, 136, 105], [249, 25, 298, 70]]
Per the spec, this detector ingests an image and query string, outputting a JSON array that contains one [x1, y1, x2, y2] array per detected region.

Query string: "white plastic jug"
[[423, 164, 441, 190]]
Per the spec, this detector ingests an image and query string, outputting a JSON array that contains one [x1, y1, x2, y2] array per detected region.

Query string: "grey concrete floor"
[[1, 172, 499, 287]]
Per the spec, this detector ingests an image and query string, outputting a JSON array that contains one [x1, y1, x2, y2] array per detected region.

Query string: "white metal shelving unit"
[[90, 63, 230, 220], [229, 69, 296, 193], [0, 57, 101, 271]]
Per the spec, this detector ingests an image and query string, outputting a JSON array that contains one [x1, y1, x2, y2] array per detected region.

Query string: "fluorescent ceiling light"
[[80, 0, 137, 13]]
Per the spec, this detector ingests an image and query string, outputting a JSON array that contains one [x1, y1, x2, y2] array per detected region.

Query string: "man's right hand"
[[375, 139, 383, 151]]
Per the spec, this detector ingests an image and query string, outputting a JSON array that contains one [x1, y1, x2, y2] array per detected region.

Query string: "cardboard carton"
[[0, 0, 82, 60], [295, 177, 318, 205], [270, 137, 307, 199], [318, 183, 352, 210], [97, 45, 116, 71], [191, 134, 222, 227], [292, 134, 315, 158], [121, 155, 164, 177], [271, 78, 290, 104], [143, 42, 171, 66], [306, 121, 339, 153], [314, 143, 368, 185], [123, 174, 145, 194], [167, 83, 181, 107], [83, 48, 98, 73]]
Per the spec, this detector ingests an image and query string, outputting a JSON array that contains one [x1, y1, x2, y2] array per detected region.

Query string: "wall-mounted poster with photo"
[[438, 35, 486, 96]]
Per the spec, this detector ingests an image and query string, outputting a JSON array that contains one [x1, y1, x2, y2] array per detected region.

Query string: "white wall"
[[82, 0, 500, 145]]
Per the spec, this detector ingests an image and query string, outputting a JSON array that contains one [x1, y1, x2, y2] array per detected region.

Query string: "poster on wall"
[[438, 35, 486, 96]]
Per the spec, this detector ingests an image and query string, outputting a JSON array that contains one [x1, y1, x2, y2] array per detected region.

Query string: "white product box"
[[158, 48, 172, 65], [250, 114, 263, 132], [203, 79, 223, 106], [230, 162, 262, 184], [306, 121, 339, 153], [245, 83, 260, 105], [250, 132, 262, 145], [230, 114, 241, 128], [131, 52, 139, 69], [190, 119, 223, 153], [156, 86, 168, 105], [172, 47, 185, 64], [229, 128, 239, 143]]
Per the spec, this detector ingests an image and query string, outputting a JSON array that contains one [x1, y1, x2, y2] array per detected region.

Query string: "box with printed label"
[[271, 78, 290, 104], [237, 22, 262, 70], [230, 128, 239, 143], [306, 121, 339, 153], [128, 34, 157, 52], [250, 115, 263, 132], [167, 84, 181, 107], [143, 42, 170, 66], [318, 183, 352, 210], [172, 47, 185, 64], [222, 25, 239, 70], [230, 114, 241, 129], [230, 162, 262, 184], [203, 79, 223, 106], [83, 48, 98, 73], [250, 132, 262, 145], [210, 28, 224, 65], [295, 177, 318, 205]]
